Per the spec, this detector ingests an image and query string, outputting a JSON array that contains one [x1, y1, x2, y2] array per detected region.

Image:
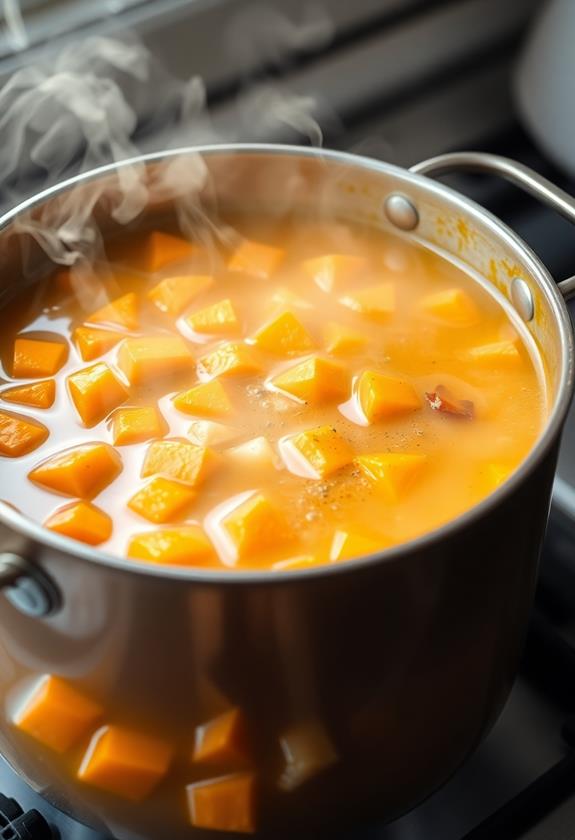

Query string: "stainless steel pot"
[[0, 146, 572, 840]]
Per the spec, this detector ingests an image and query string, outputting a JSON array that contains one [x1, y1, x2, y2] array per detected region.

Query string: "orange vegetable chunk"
[[420, 287, 479, 326], [356, 370, 420, 423], [199, 342, 261, 379], [13, 337, 68, 378], [330, 529, 383, 562], [228, 238, 284, 279], [111, 406, 166, 446], [0, 411, 48, 457], [73, 326, 122, 362], [128, 476, 196, 523], [28, 442, 121, 498], [1, 380, 55, 409], [142, 440, 221, 487], [222, 493, 291, 563], [340, 283, 395, 321], [227, 436, 279, 471], [286, 425, 353, 478], [186, 298, 240, 335], [13, 675, 102, 754], [67, 363, 129, 426], [253, 311, 314, 356], [143, 231, 195, 272], [117, 336, 193, 385], [148, 275, 213, 315], [355, 453, 427, 503], [188, 419, 240, 447], [187, 772, 256, 834], [78, 725, 172, 801], [465, 340, 521, 366], [173, 380, 233, 418], [302, 253, 367, 293], [87, 292, 139, 331], [193, 708, 249, 766], [324, 322, 366, 355], [44, 501, 112, 545], [271, 356, 348, 403], [127, 526, 215, 566]]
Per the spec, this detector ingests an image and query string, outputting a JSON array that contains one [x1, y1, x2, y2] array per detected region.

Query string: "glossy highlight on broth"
[[0, 220, 545, 571]]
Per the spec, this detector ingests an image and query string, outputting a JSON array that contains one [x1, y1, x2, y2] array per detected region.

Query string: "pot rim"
[[0, 142, 572, 585]]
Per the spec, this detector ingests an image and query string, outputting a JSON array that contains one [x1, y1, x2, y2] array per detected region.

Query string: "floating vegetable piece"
[[228, 238, 284, 278], [148, 275, 213, 315], [174, 380, 233, 418], [13, 675, 103, 754], [142, 440, 221, 487], [222, 493, 291, 563], [355, 453, 427, 503], [78, 725, 172, 801], [425, 384, 474, 419], [128, 477, 196, 524], [117, 336, 193, 385], [419, 287, 479, 326], [127, 526, 215, 566], [285, 425, 353, 478], [340, 283, 395, 321], [278, 720, 338, 792], [142, 231, 195, 272], [271, 356, 348, 403], [187, 772, 256, 834], [87, 292, 139, 330], [0, 411, 48, 457], [192, 708, 249, 766], [253, 311, 314, 356], [1, 380, 55, 409], [74, 327, 122, 361], [111, 406, 166, 445], [356, 371, 420, 423], [67, 363, 129, 426], [302, 254, 367, 293], [187, 298, 240, 335], [13, 337, 68, 378], [44, 501, 112, 545], [199, 343, 261, 379], [29, 442, 121, 498]]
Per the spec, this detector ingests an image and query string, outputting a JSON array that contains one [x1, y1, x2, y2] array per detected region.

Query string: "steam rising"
[[0, 7, 329, 292]]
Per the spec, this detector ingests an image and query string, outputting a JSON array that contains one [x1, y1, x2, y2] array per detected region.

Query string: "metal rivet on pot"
[[384, 194, 419, 231], [0, 553, 60, 618], [510, 277, 534, 322]]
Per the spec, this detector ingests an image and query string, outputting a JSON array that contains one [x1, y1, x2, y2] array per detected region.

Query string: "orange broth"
[[0, 220, 545, 571]]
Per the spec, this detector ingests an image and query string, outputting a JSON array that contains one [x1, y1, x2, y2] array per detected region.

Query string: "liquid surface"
[[0, 221, 545, 571]]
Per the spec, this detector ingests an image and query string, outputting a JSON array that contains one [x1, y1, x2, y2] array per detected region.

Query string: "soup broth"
[[0, 219, 545, 571]]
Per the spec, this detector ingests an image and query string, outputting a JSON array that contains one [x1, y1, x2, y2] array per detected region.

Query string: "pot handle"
[[410, 151, 575, 302], [0, 552, 60, 618]]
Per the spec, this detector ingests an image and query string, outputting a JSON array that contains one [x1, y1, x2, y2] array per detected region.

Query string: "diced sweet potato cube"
[[111, 406, 166, 446], [272, 555, 318, 571], [355, 453, 427, 503], [78, 725, 172, 801], [87, 292, 139, 331], [143, 231, 195, 272], [12, 675, 102, 754], [187, 773, 256, 834], [128, 477, 196, 523], [323, 322, 366, 355], [227, 437, 279, 471], [28, 443, 122, 498], [1, 380, 55, 409], [356, 371, 420, 423], [193, 708, 249, 766], [420, 288, 479, 326], [222, 493, 291, 563], [73, 326, 121, 362], [286, 425, 353, 479], [228, 238, 284, 279], [465, 340, 521, 366], [271, 357, 348, 404], [302, 254, 367, 293], [142, 440, 221, 487], [0, 411, 48, 457], [44, 501, 112, 546], [340, 283, 395, 321], [186, 299, 241, 335], [188, 420, 240, 447], [13, 337, 68, 377], [174, 380, 233, 418], [330, 529, 382, 562], [199, 343, 261, 379], [127, 526, 216, 566], [278, 720, 337, 792], [253, 311, 314, 356], [67, 363, 129, 426], [117, 336, 193, 385], [148, 275, 213, 315]]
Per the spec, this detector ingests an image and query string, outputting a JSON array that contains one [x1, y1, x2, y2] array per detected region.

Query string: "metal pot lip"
[[0, 142, 573, 585]]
